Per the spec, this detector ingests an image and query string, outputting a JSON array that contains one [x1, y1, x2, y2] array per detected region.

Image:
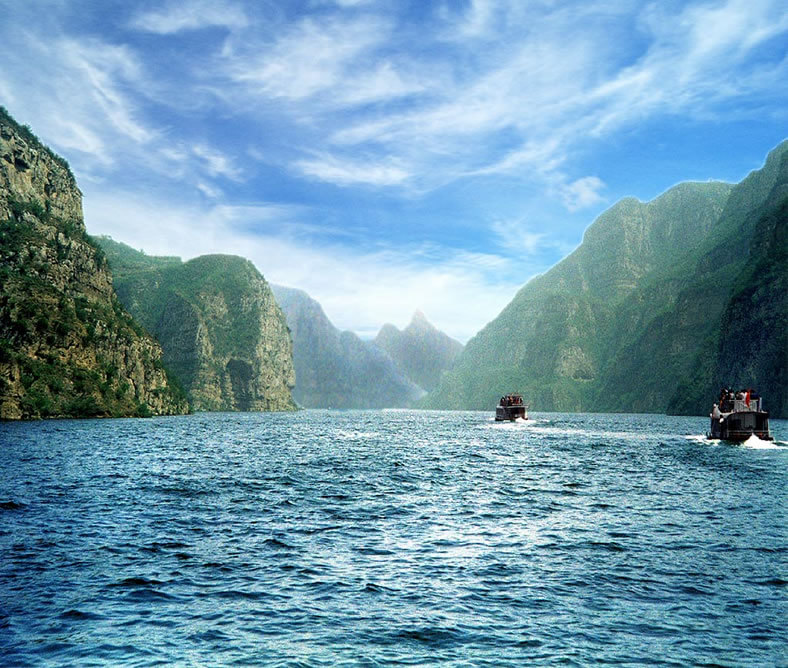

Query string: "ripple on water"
[[0, 410, 785, 665]]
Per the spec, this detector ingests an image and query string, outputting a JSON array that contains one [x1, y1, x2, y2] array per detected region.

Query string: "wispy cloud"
[[491, 219, 546, 254], [192, 144, 243, 180], [129, 0, 248, 34], [556, 176, 606, 212], [2, 0, 785, 340], [226, 15, 391, 101], [257, 0, 786, 201], [294, 153, 410, 186]]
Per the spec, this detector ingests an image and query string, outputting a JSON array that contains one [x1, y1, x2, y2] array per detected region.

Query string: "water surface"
[[1, 411, 786, 665]]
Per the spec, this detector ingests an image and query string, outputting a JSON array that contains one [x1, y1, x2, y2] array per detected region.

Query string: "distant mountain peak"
[[374, 310, 464, 393], [407, 309, 436, 333]]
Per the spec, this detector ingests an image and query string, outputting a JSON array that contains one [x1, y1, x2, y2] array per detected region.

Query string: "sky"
[[1, 0, 786, 342]]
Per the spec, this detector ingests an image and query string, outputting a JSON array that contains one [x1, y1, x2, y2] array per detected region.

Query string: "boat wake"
[[741, 434, 783, 450], [688, 434, 785, 449]]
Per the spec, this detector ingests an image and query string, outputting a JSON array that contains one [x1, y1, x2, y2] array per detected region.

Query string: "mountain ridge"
[[423, 139, 787, 417]]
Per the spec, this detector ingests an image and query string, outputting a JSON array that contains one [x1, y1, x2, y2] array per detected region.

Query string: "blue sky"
[[1, 0, 786, 341]]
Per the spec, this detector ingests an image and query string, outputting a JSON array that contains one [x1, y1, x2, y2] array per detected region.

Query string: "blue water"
[[1, 411, 786, 666]]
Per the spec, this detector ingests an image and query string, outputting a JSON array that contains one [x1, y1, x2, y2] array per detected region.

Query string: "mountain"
[[96, 238, 296, 412], [423, 140, 787, 417], [374, 311, 463, 392], [271, 285, 422, 408], [0, 107, 188, 419], [667, 150, 788, 417]]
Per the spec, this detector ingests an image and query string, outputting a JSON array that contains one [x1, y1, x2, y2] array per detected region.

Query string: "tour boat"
[[708, 389, 772, 441], [496, 394, 529, 421]]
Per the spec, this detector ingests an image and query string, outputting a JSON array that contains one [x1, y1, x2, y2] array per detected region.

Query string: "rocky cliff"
[[667, 150, 788, 417], [374, 311, 463, 392], [423, 140, 788, 416], [271, 285, 422, 408], [97, 239, 296, 412], [0, 107, 189, 419]]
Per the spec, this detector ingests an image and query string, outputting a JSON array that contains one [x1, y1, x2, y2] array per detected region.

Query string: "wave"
[[335, 430, 381, 440]]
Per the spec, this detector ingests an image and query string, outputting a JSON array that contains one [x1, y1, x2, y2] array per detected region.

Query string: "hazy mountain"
[[0, 107, 188, 419], [96, 239, 296, 412], [423, 140, 787, 417], [272, 285, 422, 408], [374, 310, 463, 392]]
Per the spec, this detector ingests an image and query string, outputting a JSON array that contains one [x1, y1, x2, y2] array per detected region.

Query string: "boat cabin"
[[708, 388, 772, 441], [496, 394, 528, 421]]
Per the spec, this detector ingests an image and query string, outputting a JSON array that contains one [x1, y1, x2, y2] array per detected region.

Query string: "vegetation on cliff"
[[97, 238, 297, 412], [423, 141, 788, 417], [0, 110, 188, 419], [667, 154, 788, 417]]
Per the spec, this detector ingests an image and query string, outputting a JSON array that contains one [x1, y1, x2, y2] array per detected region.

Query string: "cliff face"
[[424, 140, 788, 416], [667, 152, 788, 417], [97, 239, 296, 412], [271, 285, 422, 408], [374, 311, 463, 392], [0, 108, 189, 419]]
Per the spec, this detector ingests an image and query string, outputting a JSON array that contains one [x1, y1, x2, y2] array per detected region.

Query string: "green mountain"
[[96, 238, 296, 412], [0, 107, 188, 419], [374, 310, 463, 392], [271, 285, 422, 408], [667, 152, 788, 417], [423, 140, 787, 417]]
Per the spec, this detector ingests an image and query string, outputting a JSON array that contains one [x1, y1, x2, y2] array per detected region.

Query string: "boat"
[[707, 388, 772, 442], [496, 394, 528, 421]]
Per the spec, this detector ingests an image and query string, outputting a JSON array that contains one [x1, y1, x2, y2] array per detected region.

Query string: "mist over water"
[[1, 411, 786, 665]]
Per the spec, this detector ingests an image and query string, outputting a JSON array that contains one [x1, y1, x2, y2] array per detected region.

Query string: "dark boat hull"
[[708, 411, 773, 442], [496, 406, 526, 421]]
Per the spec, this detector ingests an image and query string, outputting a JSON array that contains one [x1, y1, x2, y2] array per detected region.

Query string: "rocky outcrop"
[[0, 107, 189, 419], [374, 311, 463, 392], [271, 285, 422, 408], [97, 239, 296, 412]]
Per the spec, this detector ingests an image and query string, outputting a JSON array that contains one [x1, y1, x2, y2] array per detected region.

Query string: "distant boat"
[[708, 389, 772, 442], [496, 394, 528, 421]]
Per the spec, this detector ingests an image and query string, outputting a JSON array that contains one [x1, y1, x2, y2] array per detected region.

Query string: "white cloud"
[[2, 35, 156, 167], [197, 182, 223, 198], [556, 176, 606, 212], [294, 154, 410, 186], [192, 144, 243, 180], [82, 188, 529, 342], [491, 219, 546, 254], [311, 0, 787, 197], [227, 16, 388, 101], [129, 0, 248, 34]]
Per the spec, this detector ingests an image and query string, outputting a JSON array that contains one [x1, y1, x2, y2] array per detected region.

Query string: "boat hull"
[[495, 406, 527, 421], [708, 411, 773, 442]]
